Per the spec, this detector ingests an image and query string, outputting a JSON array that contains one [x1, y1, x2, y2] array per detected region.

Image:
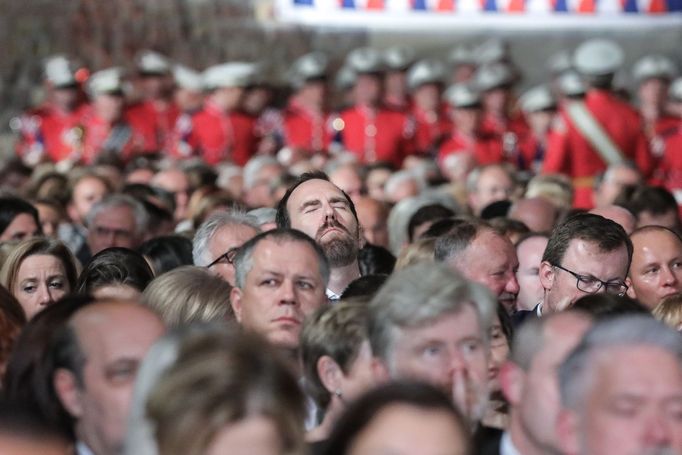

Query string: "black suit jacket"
[[512, 303, 541, 327]]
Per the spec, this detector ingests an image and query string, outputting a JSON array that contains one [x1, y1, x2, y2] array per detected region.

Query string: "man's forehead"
[[251, 238, 320, 270], [289, 179, 345, 206], [632, 228, 682, 250]]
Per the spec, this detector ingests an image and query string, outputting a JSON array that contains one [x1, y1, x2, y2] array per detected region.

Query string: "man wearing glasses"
[[193, 211, 260, 286], [532, 213, 632, 318]]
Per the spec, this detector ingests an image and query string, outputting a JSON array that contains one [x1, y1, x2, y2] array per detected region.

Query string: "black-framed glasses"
[[552, 264, 628, 297], [206, 248, 238, 269]]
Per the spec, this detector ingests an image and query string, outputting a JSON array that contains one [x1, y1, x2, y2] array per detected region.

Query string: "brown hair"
[[146, 328, 306, 455]]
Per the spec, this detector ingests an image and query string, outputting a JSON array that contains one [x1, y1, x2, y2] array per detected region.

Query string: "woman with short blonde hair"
[[141, 266, 233, 327]]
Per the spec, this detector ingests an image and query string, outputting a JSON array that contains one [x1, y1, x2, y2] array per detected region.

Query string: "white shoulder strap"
[[565, 100, 625, 166]]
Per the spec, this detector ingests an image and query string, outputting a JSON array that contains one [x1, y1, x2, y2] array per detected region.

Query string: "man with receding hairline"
[[627, 225, 682, 309], [51, 300, 165, 455]]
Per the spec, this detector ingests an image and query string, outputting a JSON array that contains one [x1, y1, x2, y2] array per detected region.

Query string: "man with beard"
[[276, 171, 362, 300], [435, 219, 520, 314]]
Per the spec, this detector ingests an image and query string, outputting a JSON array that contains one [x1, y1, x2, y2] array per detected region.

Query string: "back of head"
[[146, 328, 306, 455], [3, 295, 96, 440], [407, 204, 456, 243], [76, 247, 154, 295], [542, 213, 632, 268], [323, 381, 471, 455], [0, 399, 70, 454], [368, 262, 495, 361], [341, 274, 389, 300], [559, 315, 682, 411], [301, 301, 369, 410], [141, 266, 233, 327], [137, 235, 193, 276], [571, 293, 650, 321], [358, 244, 396, 276]]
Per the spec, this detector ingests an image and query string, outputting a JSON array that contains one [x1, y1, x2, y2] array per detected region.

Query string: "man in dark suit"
[[514, 213, 631, 325], [493, 312, 592, 455]]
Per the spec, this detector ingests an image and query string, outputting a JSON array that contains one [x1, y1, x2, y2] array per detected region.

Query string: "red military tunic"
[[184, 102, 258, 166], [126, 100, 180, 154], [15, 103, 89, 163], [79, 108, 147, 164], [336, 105, 415, 167], [411, 104, 452, 156], [544, 89, 654, 209], [652, 124, 682, 200], [283, 99, 332, 154], [437, 129, 504, 167]]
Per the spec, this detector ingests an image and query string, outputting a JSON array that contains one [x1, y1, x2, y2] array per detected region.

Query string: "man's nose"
[[506, 273, 520, 294], [641, 413, 673, 447], [661, 266, 678, 286], [278, 280, 297, 305]]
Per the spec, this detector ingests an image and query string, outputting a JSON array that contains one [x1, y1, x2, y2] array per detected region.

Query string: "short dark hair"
[[616, 185, 678, 218], [358, 244, 396, 276], [3, 295, 96, 440], [341, 274, 389, 300], [571, 294, 651, 321], [434, 219, 493, 262], [407, 204, 456, 242], [233, 228, 330, 288], [322, 382, 471, 455], [488, 217, 530, 239], [76, 247, 155, 294], [137, 235, 194, 276], [0, 197, 40, 237], [275, 171, 358, 229], [542, 213, 633, 269]]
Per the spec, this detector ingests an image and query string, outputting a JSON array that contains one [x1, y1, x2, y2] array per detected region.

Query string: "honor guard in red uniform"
[[282, 52, 333, 155], [437, 83, 504, 169], [447, 45, 477, 85], [333, 47, 415, 167], [632, 55, 680, 161], [383, 46, 415, 112], [80, 68, 146, 165], [171, 65, 205, 159], [669, 77, 682, 118], [544, 39, 654, 209], [125, 51, 180, 155], [407, 58, 451, 156], [516, 85, 558, 174], [181, 62, 258, 166], [475, 61, 530, 161], [15, 55, 89, 165]]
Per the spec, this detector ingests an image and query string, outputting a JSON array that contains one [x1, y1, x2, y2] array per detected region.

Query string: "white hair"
[[86, 194, 149, 236], [242, 156, 281, 189], [192, 210, 260, 266]]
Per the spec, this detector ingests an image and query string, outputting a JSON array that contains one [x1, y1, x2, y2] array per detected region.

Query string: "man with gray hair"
[[435, 219, 520, 314], [496, 311, 593, 455], [384, 170, 423, 204], [241, 155, 284, 209], [192, 210, 260, 286], [557, 315, 682, 455], [230, 228, 329, 355], [86, 194, 149, 258], [368, 262, 495, 427]]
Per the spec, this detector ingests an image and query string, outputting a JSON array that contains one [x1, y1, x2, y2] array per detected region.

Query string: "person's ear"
[[230, 287, 243, 323], [53, 368, 84, 418], [317, 356, 343, 395], [371, 357, 391, 383], [556, 409, 581, 455], [539, 260, 555, 291], [625, 277, 637, 299], [499, 361, 526, 405]]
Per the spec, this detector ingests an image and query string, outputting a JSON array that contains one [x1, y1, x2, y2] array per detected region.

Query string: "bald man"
[[354, 196, 389, 248], [627, 226, 682, 309], [589, 205, 636, 235], [508, 197, 558, 233], [52, 301, 165, 455]]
